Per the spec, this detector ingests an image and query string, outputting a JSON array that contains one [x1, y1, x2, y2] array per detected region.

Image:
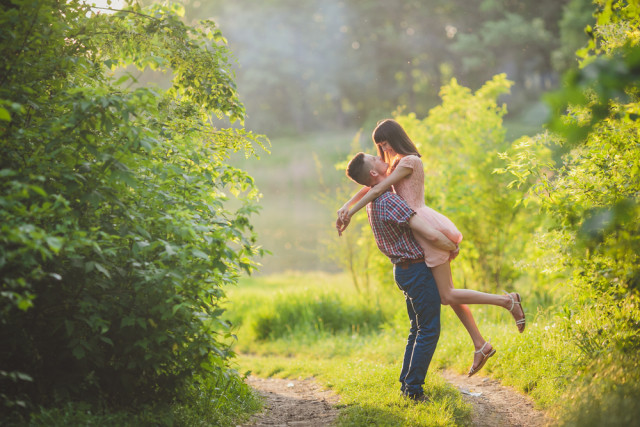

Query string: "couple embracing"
[[335, 119, 526, 402]]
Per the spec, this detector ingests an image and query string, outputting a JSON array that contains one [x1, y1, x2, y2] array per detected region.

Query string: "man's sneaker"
[[406, 393, 430, 403]]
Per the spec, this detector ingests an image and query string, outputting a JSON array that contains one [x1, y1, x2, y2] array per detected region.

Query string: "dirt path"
[[240, 376, 340, 426], [440, 369, 550, 427], [242, 371, 550, 426]]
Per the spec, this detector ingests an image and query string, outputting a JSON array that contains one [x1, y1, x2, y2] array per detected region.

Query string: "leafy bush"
[[0, 0, 264, 417], [499, 1, 640, 423], [8, 369, 259, 426], [323, 131, 391, 292]]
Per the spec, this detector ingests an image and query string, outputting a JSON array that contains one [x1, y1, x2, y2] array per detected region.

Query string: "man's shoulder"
[[374, 191, 404, 206], [372, 191, 412, 217], [370, 191, 390, 209], [374, 190, 399, 202]]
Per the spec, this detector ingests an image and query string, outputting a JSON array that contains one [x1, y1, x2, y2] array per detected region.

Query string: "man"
[[336, 152, 457, 402]]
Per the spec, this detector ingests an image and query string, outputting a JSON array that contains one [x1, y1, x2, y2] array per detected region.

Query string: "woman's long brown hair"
[[372, 119, 421, 171]]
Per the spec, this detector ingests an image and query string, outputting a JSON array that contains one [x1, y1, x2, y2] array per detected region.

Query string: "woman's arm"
[[343, 165, 413, 219], [336, 187, 371, 235], [337, 186, 370, 220]]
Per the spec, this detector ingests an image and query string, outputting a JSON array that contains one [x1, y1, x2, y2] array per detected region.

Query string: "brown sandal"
[[505, 291, 526, 333], [468, 340, 496, 377]]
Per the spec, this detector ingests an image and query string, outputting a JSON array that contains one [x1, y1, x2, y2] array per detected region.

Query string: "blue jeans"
[[394, 262, 441, 397]]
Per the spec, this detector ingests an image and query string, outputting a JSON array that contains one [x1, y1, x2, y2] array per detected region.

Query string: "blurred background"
[[141, 0, 594, 274]]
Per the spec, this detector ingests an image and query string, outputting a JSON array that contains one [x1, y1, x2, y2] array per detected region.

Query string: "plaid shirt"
[[366, 190, 424, 264]]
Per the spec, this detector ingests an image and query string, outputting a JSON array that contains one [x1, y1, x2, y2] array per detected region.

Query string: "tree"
[[0, 0, 264, 415]]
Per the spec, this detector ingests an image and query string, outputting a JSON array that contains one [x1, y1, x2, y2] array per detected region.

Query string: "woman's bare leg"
[[431, 263, 511, 308], [450, 303, 485, 348], [431, 262, 497, 371]]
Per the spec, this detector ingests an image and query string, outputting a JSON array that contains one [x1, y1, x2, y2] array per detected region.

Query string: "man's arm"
[[408, 214, 456, 252]]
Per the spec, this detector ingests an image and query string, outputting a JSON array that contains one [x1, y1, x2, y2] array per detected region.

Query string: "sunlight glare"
[[82, 0, 125, 14]]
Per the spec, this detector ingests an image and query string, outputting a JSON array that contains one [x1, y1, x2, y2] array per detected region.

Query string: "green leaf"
[[17, 298, 34, 311], [136, 318, 147, 330], [45, 236, 63, 254], [121, 316, 136, 328], [0, 107, 11, 122], [29, 185, 47, 197], [72, 346, 86, 360], [192, 249, 209, 259], [164, 243, 176, 255], [94, 262, 111, 278], [99, 336, 114, 346], [16, 372, 33, 382], [65, 320, 75, 336]]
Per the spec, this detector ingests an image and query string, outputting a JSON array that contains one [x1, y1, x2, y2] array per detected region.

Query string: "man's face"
[[364, 154, 389, 178]]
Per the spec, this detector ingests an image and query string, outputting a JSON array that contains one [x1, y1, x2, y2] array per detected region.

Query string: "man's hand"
[[337, 205, 350, 222], [336, 216, 351, 236]]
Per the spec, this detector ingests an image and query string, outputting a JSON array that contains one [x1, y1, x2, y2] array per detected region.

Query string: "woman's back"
[[393, 154, 463, 254], [393, 155, 426, 211]]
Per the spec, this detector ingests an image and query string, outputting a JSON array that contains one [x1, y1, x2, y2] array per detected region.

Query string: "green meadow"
[[224, 271, 576, 426]]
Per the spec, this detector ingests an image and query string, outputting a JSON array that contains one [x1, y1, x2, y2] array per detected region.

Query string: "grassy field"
[[216, 98, 640, 426], [223, 271, 575, 426]]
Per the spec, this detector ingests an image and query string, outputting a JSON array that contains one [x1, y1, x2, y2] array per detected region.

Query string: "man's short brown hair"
[[346, 152, 372, 186]]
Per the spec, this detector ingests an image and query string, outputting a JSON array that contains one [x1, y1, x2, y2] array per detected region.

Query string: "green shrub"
[[0, 0, 264, 417], [498, 1, 640, 422]]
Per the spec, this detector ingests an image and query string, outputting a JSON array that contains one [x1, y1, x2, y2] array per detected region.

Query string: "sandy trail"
[[242, 370, 549, 426]]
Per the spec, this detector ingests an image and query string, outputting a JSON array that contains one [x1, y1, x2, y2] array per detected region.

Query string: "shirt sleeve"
[[382, 193, 415, 227], [398, 155, 421, 171]]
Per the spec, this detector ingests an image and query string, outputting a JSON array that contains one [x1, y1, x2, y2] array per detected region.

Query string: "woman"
[[337, 119, 525, 377]]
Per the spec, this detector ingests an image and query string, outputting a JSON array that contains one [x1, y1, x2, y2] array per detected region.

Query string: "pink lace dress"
[[393, 155, 463, 267]]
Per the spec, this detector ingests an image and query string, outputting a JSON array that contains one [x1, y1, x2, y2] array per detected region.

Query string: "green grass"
[[238, 354, 471, 427], [225, 271, 398, 346], [225, 271, 581, 426], [431, 304, 578, 409]]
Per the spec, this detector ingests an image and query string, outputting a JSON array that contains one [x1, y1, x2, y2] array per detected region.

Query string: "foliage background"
[[172, 0, 594, 136], [2, 0, 639, 425]]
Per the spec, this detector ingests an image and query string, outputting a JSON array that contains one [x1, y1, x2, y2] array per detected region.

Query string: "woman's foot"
[[468, 341, 496, 377], [505, 292, 526, 333]]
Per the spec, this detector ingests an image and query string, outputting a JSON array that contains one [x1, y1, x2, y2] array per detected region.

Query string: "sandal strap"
[[474, 340, 491, 357], [503, 291, 521, 312]]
